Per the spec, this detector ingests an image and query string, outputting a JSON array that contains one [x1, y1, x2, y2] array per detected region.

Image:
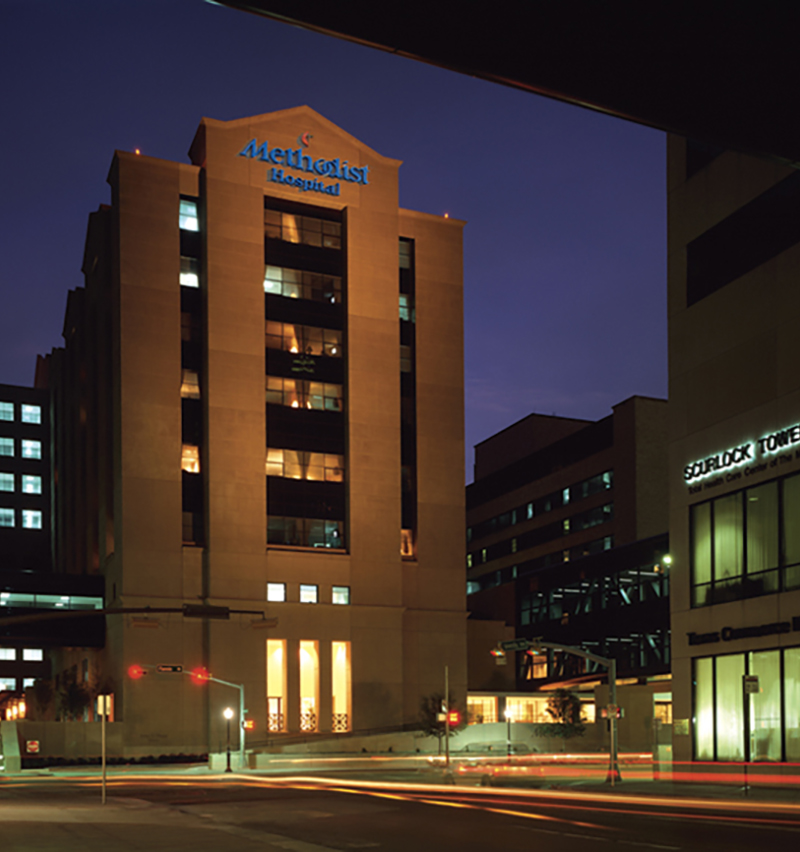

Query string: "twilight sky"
[[0, 0, 667, 481]]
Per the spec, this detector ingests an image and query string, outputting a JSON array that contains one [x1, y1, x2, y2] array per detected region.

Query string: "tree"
[[419, 693, 467, 754], [531, 688, 586, 746], [26, 678, 55, 721], [57, 671, 90, 721]]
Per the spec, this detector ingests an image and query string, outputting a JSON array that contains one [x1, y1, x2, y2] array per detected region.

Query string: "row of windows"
[[266, 321, 341, 357], [0, 592, 102, 610], [266, 449, 344, 482], [266, 376, 343, 412], [266, 583, 350, 605], [0, 438, 42, 459], [0, 509, 42, 529], [0, 403, 41, 424], [0, 677, 38, 692], [467, 502, 614, 567], [467, 535, 615, 594], [268, 517, 344, 549], [264, 265, 342, 304], [468, 470, 613, 544], [691, 473, 800, 607], [265, 209, 342, 249], [694, 647, 800, 762], [0, 473, 42, 494], [0, 647, 44, 661]]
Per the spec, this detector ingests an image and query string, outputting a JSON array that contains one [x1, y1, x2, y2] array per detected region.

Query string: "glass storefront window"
[[694, 657, 714, 760], [785, 648, 800, 760], [715, 653, 745, 761], [749, 649, 781, 761]]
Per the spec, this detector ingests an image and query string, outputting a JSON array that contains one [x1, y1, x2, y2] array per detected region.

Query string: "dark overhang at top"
[[217, 1, 800, 167]]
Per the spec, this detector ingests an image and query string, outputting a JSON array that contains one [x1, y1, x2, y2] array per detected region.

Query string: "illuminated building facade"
[[38, 107, 466, 755], [466, 396, 669, 689], [669, 138, 800, 768]]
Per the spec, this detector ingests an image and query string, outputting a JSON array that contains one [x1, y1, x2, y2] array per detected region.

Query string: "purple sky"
[[0, 1, 666, 481]]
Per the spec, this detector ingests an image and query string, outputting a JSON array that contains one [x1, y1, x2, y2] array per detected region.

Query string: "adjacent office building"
[[669, 138, 800, 768], [37, 106, 467, 754]]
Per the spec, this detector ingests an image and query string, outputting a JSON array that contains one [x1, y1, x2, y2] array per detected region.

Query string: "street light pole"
[[223, 707, 234, 773]]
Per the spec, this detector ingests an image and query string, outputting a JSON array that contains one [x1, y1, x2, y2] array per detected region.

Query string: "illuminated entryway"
[[332, 640, 351, 732], [299, 640, 319, 731], [266, 639, 286, 732]]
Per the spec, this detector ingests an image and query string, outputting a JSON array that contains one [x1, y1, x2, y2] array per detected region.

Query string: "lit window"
[[0, 438, 13, 457], [481, 549, 487, 563], [179, 198, 199, 231], [22, 510, 42, 530], [0, 648, 16, 660], [265, 209, 341, 249], [265, 377, 343, 412], [399, 239, 412, 269], [23, 648, 43, 662], [21, 440, 41, 460], [527, 502, 534, 519], [22, 475, 41, 494], [299, 584, 318, 604], [267, 517, 345, 549], [267, 582, 286, 602], [21, 405, 41, 425], [0, 403, 13, 421], [263, 265, 342, 304], [466, 553, 472, 568], [399, 294, 415, 322], [0, 508, 14, 527], [265, 320, 342, 357], [401, 528, 415, 559], [266, 449, 344, 482], [0, 473, 13, 492], [332, 586, 350, 605], [511, 538, 517, 553], [180, 369, 201, 399], [0, 677, 16, 691], [181, 445, 200, 473], [23, 678, 36, 688], [180, 255, 200, 288], [562, 487, 570, 505]]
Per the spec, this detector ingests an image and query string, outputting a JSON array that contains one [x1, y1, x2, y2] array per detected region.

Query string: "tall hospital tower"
[[38, 107, 467, 755]]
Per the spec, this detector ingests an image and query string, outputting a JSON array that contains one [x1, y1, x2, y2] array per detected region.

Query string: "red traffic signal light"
[[191, 666, 210, 684], [446, 710, 461, 726], [128, 664, 147, 680], [242, 719, 255, 731]]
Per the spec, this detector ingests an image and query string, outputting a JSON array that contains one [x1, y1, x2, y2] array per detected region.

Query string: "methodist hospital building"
[[37, 107, 466, 755], [669, 138, 800, 771]]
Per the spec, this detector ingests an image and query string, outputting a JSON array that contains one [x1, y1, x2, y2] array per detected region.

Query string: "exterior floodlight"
[[223, 707, 234, 720], [663, 554, 673, 565]]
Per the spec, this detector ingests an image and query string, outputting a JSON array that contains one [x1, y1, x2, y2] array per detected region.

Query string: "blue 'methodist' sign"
[[238, 136, 369, 197]]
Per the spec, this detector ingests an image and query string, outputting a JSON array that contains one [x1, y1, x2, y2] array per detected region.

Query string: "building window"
[[180, 369, 201, 399], [0, 473, 13, 492], [180, 255, 200, 288], [299, 640, 319, 731], [0, 648, 16, 660], [181, 444, 200, 473], [266, 321, 342, 357], [263, 265, 342, 304], [265, 209, 341, 249], [466, 580, 480, 595], [299, 584, 318, 604], [22, 510, 42, 530], [690, 474, 798, 607], [20, 405, 41, 425], [266, 638, 287, 732], [694, 647, 799, 762], [0, 508, 14, 527], [506, 696, 553, 724], [400, 345, 412, 373], [0, 438, 13, 457], [0, 677, 16, 692], [22, 648, 43, 662], [332, 585, 350, 605], [400, 528, 415, 559], [399, 293, 415, 323], [23, 678, 36, 688], [266, 449, 344, 482], [331, 641, 351, 732], [467, 696, 498, 724], [181, 311, 201, 342], [21, 475, 41, 494], [265, 376, 343, 412], [179, 198, 199, 231], [21, 440, 41, 460], [267, 517, 345, 550], [0, 403, 12, 421], [267, 582, 286, 602]]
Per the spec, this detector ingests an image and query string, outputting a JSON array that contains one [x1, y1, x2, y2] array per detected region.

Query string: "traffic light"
[[127, 664, 147, 680], [191, 666, 210, 684], [242, 719, 255, 731], [447, 710, 461, 726]]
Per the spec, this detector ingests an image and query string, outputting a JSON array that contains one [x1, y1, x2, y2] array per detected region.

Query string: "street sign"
[[743, 675, 760, 694], [156, 664, 183, 673], [26, 740, 40, 754], [500, 638, 531, 652]]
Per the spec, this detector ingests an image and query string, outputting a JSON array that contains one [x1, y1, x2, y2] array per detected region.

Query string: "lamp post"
[[504, 706, 512, 756], [223, 707, 234, 772]]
